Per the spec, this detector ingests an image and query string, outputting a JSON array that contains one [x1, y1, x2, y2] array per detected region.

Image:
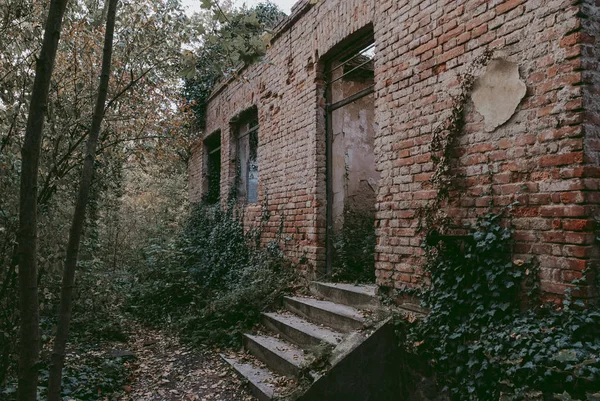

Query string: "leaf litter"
[[111, 324, 256, 401]]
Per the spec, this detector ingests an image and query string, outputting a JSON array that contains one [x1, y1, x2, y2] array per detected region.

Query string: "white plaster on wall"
[[471, 58, 527, 132]]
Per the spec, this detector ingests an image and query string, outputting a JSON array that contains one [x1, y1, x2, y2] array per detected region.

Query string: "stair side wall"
[[298, 321, 405, 401]]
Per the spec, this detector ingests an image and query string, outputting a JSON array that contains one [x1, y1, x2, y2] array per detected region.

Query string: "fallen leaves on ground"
[[114, 324, 255, 401]]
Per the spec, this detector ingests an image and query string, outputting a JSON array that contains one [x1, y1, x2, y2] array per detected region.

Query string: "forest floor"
[[103, 324, 255, 401]]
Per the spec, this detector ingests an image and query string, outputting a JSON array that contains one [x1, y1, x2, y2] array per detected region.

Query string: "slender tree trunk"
[[16, 1, 69, 400], [46, 0, 119, 399]]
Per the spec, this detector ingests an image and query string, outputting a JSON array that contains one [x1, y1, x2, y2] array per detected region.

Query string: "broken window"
[[236, 112, 259, 203], [203, 131, 221, 204]]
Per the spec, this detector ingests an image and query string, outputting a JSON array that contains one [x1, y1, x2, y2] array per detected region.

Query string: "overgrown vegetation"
[[331, 208, 376, 283], [183, 2, 285, 127], [394, 47, 600, 401], [1, 0, 286, 397], [0, 0, 192, 388], [128, 201, 295, 347], [401, 210, 600, 400], [1, 351, 131, 401], [1, 266, 135, 400]]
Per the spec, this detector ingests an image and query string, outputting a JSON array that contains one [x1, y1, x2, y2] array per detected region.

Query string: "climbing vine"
[[418, 48, 495, 235], [405, 209, 600, 400], [397, 49, 600, 401]]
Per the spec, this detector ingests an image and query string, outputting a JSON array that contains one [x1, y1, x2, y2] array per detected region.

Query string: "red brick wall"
[[581, 0, 600, 296], [373, 0, 598, 298], [188, 141, 203, 203], [196, 0, 376, 274], [189, 0, 600, 297]]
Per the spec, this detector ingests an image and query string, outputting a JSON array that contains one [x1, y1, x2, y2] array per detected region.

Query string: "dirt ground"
[[113, 326, 255, 401]]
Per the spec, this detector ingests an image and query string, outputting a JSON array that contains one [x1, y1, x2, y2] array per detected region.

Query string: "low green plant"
[[331, 208, 376, 283], [0, 351, 130, 401], [403, 211, 600, 400], [47, 355, 130, 400], [128, 201, 295, 346]]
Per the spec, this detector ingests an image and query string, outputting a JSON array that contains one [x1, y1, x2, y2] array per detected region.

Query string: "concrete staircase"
[[222, 281, 399, 401]]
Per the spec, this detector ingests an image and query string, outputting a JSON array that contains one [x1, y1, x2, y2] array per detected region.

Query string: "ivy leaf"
[[587, 392, 600, 401], [522, 361, 534, 369], [200, 0, 213, 10], [179, 66, 196, 79], [554, 349, 578, 363]]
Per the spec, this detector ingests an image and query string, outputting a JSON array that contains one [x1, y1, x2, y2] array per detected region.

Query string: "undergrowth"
[[331, 208, 376, 283], [400, 210, 600, 401], [128, 201, 295, 347], [390, 49, 600, 401], [1, 347, 131, 401]]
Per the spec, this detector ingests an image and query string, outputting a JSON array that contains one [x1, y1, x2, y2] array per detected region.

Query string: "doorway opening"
[[325, 36, 377, 283]]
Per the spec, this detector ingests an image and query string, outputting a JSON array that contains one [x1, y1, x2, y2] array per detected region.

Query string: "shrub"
[[404, 211, 600, 400], [128, 202, 295, 347], [331, 208, 376, 283]]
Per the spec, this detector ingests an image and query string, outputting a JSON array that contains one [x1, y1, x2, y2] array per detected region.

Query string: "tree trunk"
[[46, 0, 119, 399], [16, 1, 69, 400]]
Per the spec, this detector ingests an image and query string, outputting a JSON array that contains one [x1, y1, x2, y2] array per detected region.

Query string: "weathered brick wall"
[[199, 0, 376, 273], [190, 0, 600, 297], [373, 0, 599, 298], [581, 0, 600, 294], [188, 141, 203, 203]]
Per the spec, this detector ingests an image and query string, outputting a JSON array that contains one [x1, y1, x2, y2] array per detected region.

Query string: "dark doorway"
[[325, 38, 377, 282]]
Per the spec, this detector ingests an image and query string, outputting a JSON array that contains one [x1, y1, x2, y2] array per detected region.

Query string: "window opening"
[[325, 40, 375, 110], [236, 113, 259, 203], [204, 132, 221, 204]]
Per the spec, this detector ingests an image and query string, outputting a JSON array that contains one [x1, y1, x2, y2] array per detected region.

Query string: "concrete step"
[[309, 281, 379, 310], [243, 333, 307, 378], [262, 312, 344, 348], [283, 296, 366, 332], [221, 355, 277, 401]]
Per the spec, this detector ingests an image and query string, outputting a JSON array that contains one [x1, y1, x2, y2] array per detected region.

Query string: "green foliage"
[[405, 212, 600, 401], [331, 208, 376, 283], [129, 202, 294, 347], [46, 354, 130, 401], [183, 2, 285, 127], [0, 0, 193, 384], [1, 352, 130, 401], [417, 49, 495, 236]]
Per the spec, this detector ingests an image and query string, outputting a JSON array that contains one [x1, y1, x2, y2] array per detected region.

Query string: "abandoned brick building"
[[189, 0, 600, 300]]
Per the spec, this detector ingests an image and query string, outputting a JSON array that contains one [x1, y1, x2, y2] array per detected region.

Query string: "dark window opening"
[[236, 112, 259, 203], [204, 132, 221, 204]]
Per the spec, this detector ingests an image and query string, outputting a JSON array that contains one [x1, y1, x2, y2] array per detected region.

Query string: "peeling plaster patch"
[[471, 58, 527, 132]]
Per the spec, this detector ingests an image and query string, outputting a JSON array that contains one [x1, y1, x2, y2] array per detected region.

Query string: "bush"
[[331, 208, 376, 283], [0, 348, 131, 401], [128, 202, 295, 346], [404, 211, 600, 400]]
